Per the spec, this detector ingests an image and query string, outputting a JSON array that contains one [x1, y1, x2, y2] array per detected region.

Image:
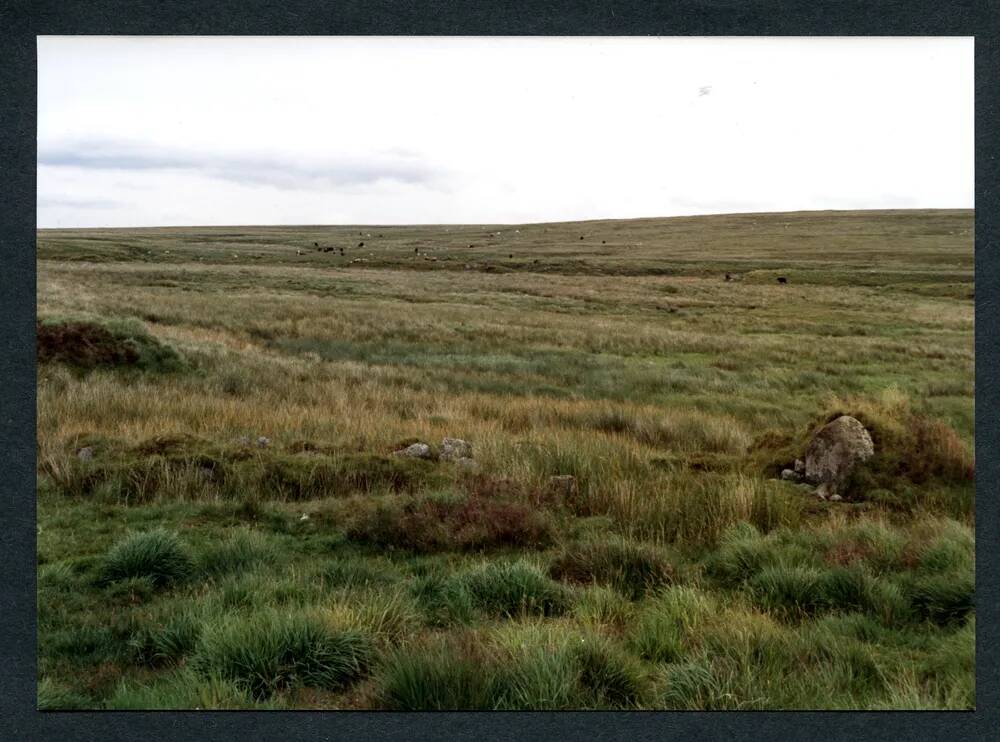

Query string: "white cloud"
[[37, 36, 973, 228]]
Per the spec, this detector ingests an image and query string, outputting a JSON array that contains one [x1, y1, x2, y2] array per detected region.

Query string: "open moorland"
[[36, 209, 975, 709]]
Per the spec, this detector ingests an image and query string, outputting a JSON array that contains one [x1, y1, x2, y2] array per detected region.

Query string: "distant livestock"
[[358, 242, 365, 248], [777, 276, 788, 284], [725, 273, 733, 281]]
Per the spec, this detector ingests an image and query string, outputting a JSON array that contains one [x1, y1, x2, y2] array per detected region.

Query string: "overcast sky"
[[37, 36, 973, 228]]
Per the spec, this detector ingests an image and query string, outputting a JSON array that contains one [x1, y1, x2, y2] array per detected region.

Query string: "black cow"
[[580, 236, 584, 240], [314, 242, 318, 247], [414, 247, 419, 254], [358, 242, 364, 248], [725, 273, 733, 281], [777, 276, 788, 284]]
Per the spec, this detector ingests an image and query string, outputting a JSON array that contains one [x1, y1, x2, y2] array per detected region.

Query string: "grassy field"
[[36, 209, 975, 710]]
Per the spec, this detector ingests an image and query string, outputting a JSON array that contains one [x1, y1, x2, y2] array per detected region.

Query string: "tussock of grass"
[[548, 538, 675, 599], [129, 610, 202, 667], [99, 529, 193, 588], [457, 561, 573, 618], [198, 528, 278, 577], [628, 586, 715, 662], [377, 634, 498, 710], [191, 611, 373, 699]]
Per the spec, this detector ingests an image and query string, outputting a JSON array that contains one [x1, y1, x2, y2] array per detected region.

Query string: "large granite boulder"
[[804, 415, 874, 495]]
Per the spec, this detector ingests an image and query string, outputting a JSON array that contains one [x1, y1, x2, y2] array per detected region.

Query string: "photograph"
[[35, 35, 974, 710]]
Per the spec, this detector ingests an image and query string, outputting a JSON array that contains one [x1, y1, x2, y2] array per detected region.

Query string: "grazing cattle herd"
[[300, 235, 790, 285]]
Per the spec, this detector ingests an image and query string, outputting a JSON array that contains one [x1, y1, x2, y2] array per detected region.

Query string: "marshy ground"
[[36, 209, 974, 709]]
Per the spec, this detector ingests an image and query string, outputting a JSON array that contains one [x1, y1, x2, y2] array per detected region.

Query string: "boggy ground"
[[36, 209, 974, 709]]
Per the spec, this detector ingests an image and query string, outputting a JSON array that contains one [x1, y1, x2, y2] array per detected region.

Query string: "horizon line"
[[36, 206, 975, 232]]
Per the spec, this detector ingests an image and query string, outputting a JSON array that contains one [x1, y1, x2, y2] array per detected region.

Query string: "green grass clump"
[[572, 636, 649, 707], [129, 610, 202, 667], [99, 529, 194, 587], [377, 634, 498, 710], [628, 586, 715, 662], [660, 658, 724, 709], [456, 561, 572, 618], [548, 538, 675, 599], [410, 573, 479, 626], [191, 611, 373, 699], [903, 573, 975, 626], [197, 528, 278, 577], [489, 625, 650, 709]]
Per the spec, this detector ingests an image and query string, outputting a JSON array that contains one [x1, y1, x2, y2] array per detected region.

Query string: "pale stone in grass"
[[77, 446, 94, 461], [780, 468, 803, 482], [395, 442, 432, 459], [440, 437, 472, 461], [804, 415, 874, 494]]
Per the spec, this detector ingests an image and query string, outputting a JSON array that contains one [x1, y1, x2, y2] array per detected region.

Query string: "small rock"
[[77, 446, 94, 461], [829, 494, 843, 502], [236, 435, 251, 446], [300, 513, 310, 521], [780, 468, 803, 482], [815, 482, 834, 500], [256, 436, 271, 448], [440, 437, 472, 461], [395, 442, 432, 459], [794, 458, 805, 474], [455, 457, 479, 472]]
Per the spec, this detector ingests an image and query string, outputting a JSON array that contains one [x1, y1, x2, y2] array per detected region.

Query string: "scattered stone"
[[395, 442, 432, 459], [780, 468, 803, 482], [300, 513, 310, 521], [77, 446, 94, 461], [815, 482, 834, 500], [236, 435, 251, 446], [794, 458, 806, 474], [829, 494, 843, 502], [546, 475, 579, 501], [440, 437, 472, 461], [804, 415, 874, 495], [256, 436, 271, 448], [454, 457, 479, 472]]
